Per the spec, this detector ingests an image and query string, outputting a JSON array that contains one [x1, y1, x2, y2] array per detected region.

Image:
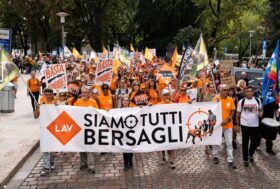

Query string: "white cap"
[[92, 88, 99, 94], [162, 88, 171, 95]]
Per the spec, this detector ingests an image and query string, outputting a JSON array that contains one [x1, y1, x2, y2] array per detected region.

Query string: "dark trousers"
[[241, 125, 259, 161], [123, 153, 133, 167], [30, 91, 39, 111], [266, 140, 273, 151]]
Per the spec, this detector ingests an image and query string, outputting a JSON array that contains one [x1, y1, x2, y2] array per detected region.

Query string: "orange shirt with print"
[[39, 96, 55, 105], [98, 95, 113, 110], [212, 96, 235, 129], [174, 92, 190, 103], [28, 78, 40, 92], [74, 98, 98, 108]]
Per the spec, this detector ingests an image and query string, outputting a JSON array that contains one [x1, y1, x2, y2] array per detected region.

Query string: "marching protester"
[[228, 87, 238, 150], [27, 71, 40, 112], [159, 88, 176, 169], [121, 96, 134, 171], [33, 88, 56, 176], [74, 86, 98, 173], [115, 78, 129, 108], [212, 84, 237, 169], [236, 86, 263, 167]]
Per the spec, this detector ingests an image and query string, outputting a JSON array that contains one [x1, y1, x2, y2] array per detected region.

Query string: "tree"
[[192, 0, 265, 55]]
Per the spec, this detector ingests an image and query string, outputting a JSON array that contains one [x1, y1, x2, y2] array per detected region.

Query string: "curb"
[[0, 140, 39, 188]]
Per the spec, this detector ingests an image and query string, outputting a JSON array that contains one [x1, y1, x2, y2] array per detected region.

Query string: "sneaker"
[[50, 162, 55, 170], [232, 141, 237, 150], [40, 168, 50, 176], [243, 161, 249, 167], [161, 157, 166, 165], [124, 165, 129, 171], [249, 156, 254, 163], [213, 157, 219, 164], [88, 168, 95, 174], [228, 162, 237, 169], [80, 165, 88, 171], [266, 149, 276, 155], [169, 162, 176, 169]]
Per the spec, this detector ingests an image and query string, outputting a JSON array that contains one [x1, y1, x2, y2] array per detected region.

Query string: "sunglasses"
[[222, 89, 229, 91]]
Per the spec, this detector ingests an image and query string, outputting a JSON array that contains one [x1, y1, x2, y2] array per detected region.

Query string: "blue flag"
[[262, 40, 279, 105]]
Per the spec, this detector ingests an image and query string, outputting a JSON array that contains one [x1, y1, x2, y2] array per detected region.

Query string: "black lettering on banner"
[[111, 117, 124, 128], [151, 127, 165, 143], [94, 114, 98, 127], [140, 114, 147, 126], [84, 114, 92, 127], [179, 126, 183, 142], [99, 129, 109, 145], [112, 130, 124, 145], [149, 113, 159, 126], [84, 129, 95, 144], [168, 126, 178, 143], [137, 129, 151, 145], [160, 112, 168, 125], [126, 130, 136, 146], [179, 111, 182, 124], [169, 112, 177, 124], [99, 117, 110, 128]]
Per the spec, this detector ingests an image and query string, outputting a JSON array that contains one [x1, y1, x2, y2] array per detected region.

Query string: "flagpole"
[[177, 42, 188, 80]]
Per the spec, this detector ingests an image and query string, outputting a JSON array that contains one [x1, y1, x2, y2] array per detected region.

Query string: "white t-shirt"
[[237, 98, 262, 127]]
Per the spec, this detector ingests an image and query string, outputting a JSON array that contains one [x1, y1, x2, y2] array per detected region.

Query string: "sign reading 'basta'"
[[44, 64, 67, 93], [95, 58, 114, 85], [40, 102, 222, 153]]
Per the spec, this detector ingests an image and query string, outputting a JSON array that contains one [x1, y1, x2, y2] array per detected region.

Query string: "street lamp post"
[[248, 30, 255, 57], [63, 32, 68, 47], [56, 12, 69, 60]]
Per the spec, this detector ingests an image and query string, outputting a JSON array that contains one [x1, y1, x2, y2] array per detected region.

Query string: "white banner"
[[40, 102, 222, 152], [44, 64, 67, 93]]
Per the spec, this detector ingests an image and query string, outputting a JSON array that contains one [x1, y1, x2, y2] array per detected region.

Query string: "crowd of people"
[[17, 53, 279, 177]]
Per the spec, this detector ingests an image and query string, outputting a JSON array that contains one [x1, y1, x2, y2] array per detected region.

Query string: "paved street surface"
[[7, 137, 280, 189], [0, 74, 39, 187]]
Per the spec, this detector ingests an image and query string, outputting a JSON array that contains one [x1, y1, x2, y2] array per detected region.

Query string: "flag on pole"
[[63, 46, 72, 58], [102, 45, 108, 56], [171, 47, 179, 69], [189, 34, 209, 78], [262, 40, 279, 105], [178, 45, 194, 80], [72, 47, 81, 59], [144, 47, 153, 61], [0, 48, 19, 90], [130, 43, 135, 52]]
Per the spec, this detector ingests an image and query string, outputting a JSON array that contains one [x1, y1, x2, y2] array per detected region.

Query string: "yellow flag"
[[72, 47, 81, 59], [130, 43, 135, 52], [0, 48, 19, 90], [171, 47, 179, 69], [144, 47, 153, 61], [102, 45, 108, 56]]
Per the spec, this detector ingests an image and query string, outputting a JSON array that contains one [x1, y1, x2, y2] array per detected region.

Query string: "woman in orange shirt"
[[27, 71, 40, 111], [97, 84, 115, 110], [147, 79, 161, 104]]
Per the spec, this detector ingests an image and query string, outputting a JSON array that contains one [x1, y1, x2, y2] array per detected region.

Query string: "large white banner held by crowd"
[[40, 102, 222, 152]]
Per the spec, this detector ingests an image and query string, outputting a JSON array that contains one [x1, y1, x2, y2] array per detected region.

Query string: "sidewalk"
[[0, 74, 39, 188]]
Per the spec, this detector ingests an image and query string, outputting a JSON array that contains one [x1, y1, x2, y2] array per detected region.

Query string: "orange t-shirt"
[[110, 76, 118, 92], [39, 96, 55, 104], [98, 95, 113, 110], [212, 96, 235, 129], [74, 98, 98, 108], [148, 89, 159, 104], [175, 93, 190, 103], [28, 78, 40, 92]]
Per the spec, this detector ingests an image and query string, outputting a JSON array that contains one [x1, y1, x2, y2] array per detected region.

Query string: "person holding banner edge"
[[121, 96, 134, 171]]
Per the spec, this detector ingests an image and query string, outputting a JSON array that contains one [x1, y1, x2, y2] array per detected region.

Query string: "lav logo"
[[47, 111, 81, 145]]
